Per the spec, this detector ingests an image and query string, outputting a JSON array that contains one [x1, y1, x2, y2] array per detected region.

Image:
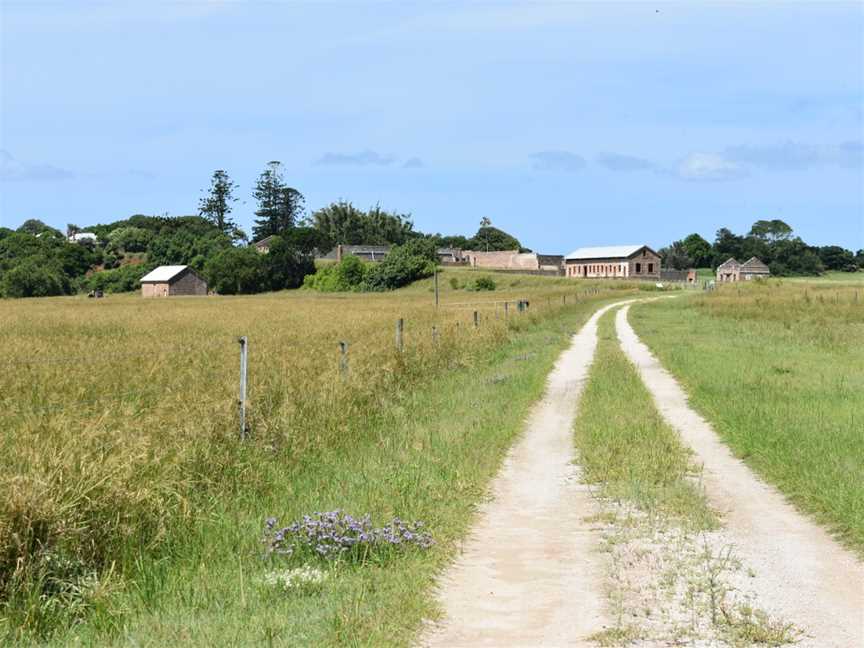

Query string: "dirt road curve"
[[616, 304, 864, 648], [420, 301, 636, 647]]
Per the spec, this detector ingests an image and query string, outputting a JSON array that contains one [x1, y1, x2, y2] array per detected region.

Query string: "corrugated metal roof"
[[564, 245, 645, 260], [140, 265, 189, 283]]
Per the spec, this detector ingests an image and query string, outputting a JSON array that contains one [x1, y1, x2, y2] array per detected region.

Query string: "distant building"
[[437, 247, 467, 265], [716, 258, 741, 282], [564, 245, 661, 279], [140, 265, 208, 297], [740, 256, 770, 280], [253, 236, 275, 254], [69, 232, 98, 244], [463, 251, 562, 274], [717, 257, 770, 282]]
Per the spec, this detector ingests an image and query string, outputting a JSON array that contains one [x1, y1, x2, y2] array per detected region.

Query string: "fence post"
[[473, 310, 479, 328], [563, 294, 566, 305], [434, 268, 439, 308], [432, 325, 439, 345], [238, 336, 248, 440], [339, 341, 348, 377], [504, 301, 509, 317], [396, 318, 404, 352]]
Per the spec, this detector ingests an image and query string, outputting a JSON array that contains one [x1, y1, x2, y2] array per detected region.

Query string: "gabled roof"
[[140, 265, 190, 283], [741, 256, 769, 270], [565, 245, 654, 261], [717, 257, 741, 269], [254, 235, 275, 247]]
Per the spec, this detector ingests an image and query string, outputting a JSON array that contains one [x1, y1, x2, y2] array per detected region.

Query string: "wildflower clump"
[[263, 510, 434, 564], [262, 566, 327, 594]]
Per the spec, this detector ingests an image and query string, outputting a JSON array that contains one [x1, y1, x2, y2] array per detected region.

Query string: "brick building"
[[140, 265, 208, 297], [564, 245, 661, 279]]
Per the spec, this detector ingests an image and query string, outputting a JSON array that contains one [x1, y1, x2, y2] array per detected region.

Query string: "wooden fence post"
[[473, 310, 479, 328], [504, 301, 509, 317], [238, 336, 248, 440], [396, 318, 404, 352], [339, 341, 348, 377], [432, 325, 439, 345]]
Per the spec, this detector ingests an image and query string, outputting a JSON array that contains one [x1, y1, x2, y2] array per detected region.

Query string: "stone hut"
[[716, 258, 741, 282], [740, 257, 770, 280], [564, 245, 661, 280], [140, 265, 208, 297]]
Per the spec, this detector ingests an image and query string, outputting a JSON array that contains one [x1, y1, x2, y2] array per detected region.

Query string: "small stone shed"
[[140, 265, 208, 297], [717, 257, 770, 282]]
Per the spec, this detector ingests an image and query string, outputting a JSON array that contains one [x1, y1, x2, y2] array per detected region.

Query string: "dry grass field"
[[1, 271, 647, 644]]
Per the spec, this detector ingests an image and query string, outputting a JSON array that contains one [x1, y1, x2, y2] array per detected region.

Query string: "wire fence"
[[4, 285, 698, 433]]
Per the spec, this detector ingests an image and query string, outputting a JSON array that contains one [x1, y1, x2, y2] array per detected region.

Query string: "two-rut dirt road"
[[421, 298, 864, 648]]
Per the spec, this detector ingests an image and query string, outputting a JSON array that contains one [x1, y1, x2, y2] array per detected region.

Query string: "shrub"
[[204, 247, 265, 294], [362, 239, 437, 291], [83, 264, 154, 294], [0, 261, 69, 298], [303, 254, 370, 292], [467, 276, 496, 291], [449, 276, 461, 290]]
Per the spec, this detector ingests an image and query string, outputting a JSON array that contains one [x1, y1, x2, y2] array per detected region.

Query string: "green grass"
[[631, 281, 864, 554], [572, 309, 715, 528], [1, 286, 632, 646]]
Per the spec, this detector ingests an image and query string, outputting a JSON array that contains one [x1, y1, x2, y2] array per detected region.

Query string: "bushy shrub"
[[303, 254, 370, 292], [362, 239, 437, 291], [0, 261, 69, 298], [205, 247, 265, 294], [83, 264, 154, 294], [467, 276, 496, 291], [449, 276, 461, 290]]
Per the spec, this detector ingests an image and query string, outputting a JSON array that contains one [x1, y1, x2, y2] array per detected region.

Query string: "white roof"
[[71, 232, 97, 241], [565, 245, 646, 260], [140, 265, 189, 283]]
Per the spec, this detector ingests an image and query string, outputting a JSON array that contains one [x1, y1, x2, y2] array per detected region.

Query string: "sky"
[[1, 1, 862, 253]]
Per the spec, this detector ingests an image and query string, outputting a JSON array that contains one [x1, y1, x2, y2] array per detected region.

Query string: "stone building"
[[464, 251, 563, 274], [140, 265, 208, 297], [717, 257, 770, 282], [564, 245, 661, 280]]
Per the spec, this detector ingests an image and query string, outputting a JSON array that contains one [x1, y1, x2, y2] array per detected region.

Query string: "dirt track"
[[616, 304, 864, 648], [420, 301, 637, 647]]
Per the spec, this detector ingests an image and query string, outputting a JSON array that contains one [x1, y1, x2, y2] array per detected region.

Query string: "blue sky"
[[1, 1, 862, 253]]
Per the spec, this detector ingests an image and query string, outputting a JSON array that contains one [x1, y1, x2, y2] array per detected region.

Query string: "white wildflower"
[[262, 566, 327, 593]]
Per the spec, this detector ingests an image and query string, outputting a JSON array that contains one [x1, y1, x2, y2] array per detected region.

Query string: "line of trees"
[[659, 219, 863, 276]]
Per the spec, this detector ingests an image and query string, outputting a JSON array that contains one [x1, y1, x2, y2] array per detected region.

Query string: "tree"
[[712, 228, 745, 266], [469, 225, 521, 252], [362, 238, 438, 291], [261, 235, 316, 291], [818, 246, 858, 272], [680, 233, 712, 267], [309, 201, 415, 246], [107, 226, 152, 254], [204, 247, 264, 295], [479, 217, 492, 251], [198, 170, 239, 237], [659, 241, 693, 270], [16, 219, 56, 236], [748, 219, 793, 243], [0, 259, 69, 298], [252, 161, 305, 240]]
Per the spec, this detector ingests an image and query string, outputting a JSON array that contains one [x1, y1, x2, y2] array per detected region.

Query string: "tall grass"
[[632, 280, 864, 554], [1, 278, 636, 643]]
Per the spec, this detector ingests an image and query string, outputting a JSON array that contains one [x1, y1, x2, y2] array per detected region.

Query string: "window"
[[636, 262, 642, 273], [648, 263, 654, 273]]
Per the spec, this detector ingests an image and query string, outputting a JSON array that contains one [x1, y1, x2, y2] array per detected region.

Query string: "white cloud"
[[315, 150, 396, 166], [724, 140, 863, 170], [677, 152, 746, 181], [530, 150, 586, 172], [0, 150, 74, 182]]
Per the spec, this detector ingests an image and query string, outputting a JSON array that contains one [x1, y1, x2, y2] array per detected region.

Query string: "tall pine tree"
[[252, 161, 305, 240], [198, 169, 239, 236]]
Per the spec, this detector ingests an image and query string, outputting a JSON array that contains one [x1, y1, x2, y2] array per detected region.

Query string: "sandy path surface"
[[420, 301, 635, 647], [616, 304, 864, 647]]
